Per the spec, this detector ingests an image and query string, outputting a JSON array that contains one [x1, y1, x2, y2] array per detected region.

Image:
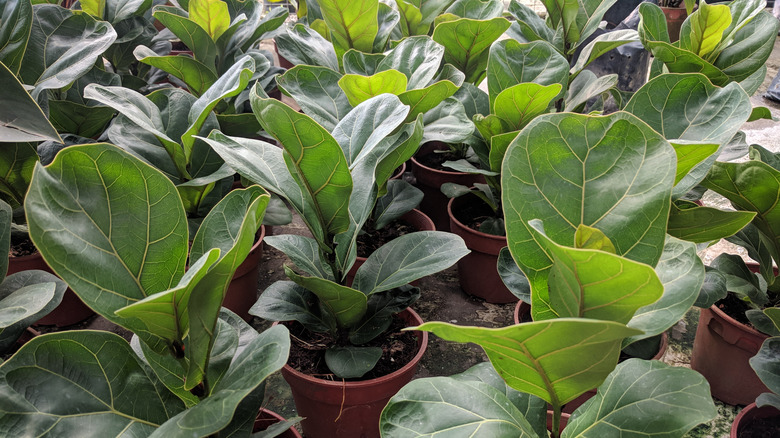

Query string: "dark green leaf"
[[751, 337, 780, 409], [325, 346, 383, 379], [694, 266, 728, 308], [276, 65, 350, 132], [0, 0, 32, 74], [487, 40, 568, 107], [275, 24, 340, 72], [250, 281, 331, 333], [153, 5, 217, 66], [432, 17, 510, 84], [667, 203, 754, 243], [349, 285, 419, 344]]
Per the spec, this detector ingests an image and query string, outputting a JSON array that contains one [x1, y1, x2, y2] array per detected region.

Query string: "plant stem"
[[551, 404, 562, 438]]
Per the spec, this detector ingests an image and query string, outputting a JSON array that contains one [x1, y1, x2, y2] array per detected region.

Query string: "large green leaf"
[[276, 65, 351, 132], [527, 222, 663, 323], [252, 95, 352, 236], [376, 36, 444, 89], [501, 112, 675, 304], [185, 186, 269, 389], [25, 144, 188, 348], [250, 281, 331, 333], [713, 10, 779, 84], [432, 17, 510, 84], [623, 237, 703, 346], [188, 0, 230, 41], [563, 70, 617, 113], [352, 231, 469, 295], [702, 159, 780, 274], [0, 142, 39, 208], [0, 270, 65, 352], [199, 131, 327, 246], [284, 266, 367, 329], [667, 202, 755, 244], [19, 5, 117, 98], [324, 346, 383, 379], [133, 45, 218, 96], [446, 0, 504, 20], [624, 73, 751, 145], [318, 0, 378, 55], [149, 324, 290, 437], [0, 62, 59, 143], [398, 80, 459, 122], [0, 331, 185, 436], [563, 359, 717, 437], [750, 337, 780, 409], [275, 23, 340, 72], [0, 0, 32, 74], [380, 377, 541, 438], [421, 97, 474, 144], [265, 234, 334, 280], [643, 41, 729, 86], [487, 40, 569, 107], [416, 319, 642, 406], [153, 5, 217, 66], [637, 2, 670, 45], [47, 99, 116, 139]]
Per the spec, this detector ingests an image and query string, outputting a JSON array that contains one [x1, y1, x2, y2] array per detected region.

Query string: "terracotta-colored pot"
[[448, 195, 516, 303], [8, 252, 94, 327], [410, 142, 485, 232], [547, 409, 570, 432], [346, 209, 434, 286], [273, 40, 295, 70], [691, 305, 770, 405], [730, 403, 780, 437], [253, 408, 302, 437], [661, 5, 688, 42], [281, 308, 428, 438], [515, 300, 669, 413], [222, 226, 265, 322]]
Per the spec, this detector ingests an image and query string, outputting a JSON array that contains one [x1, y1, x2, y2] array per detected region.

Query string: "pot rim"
[[708, 303, 769, 339], [410, 143, 473, 178], [447, 195, 506, 242], [730, 402, 780, 438], [279, 307, 428, 389]]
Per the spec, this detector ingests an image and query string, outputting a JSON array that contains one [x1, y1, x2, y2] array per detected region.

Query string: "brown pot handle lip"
[[706, 315, 763, 352]]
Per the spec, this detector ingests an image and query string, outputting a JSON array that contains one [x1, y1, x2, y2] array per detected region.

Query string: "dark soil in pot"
[[415, 148, 462, 171], [716, 292, 754, 326], [737, 416, 780, 437], [284, 315, 419, 381], [450, 195, 503, 235], [9, 236, 36, 257], [356, 220, 417, 257]]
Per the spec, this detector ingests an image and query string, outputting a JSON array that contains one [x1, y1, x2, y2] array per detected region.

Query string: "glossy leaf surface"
[[0, 62, 60, 143], [432, 17, 510, 84], [487, 40, 568, 107]]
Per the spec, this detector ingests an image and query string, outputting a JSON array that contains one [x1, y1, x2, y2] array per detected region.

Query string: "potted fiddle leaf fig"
[[0, 142, 296, 437], [380, 110, 721, 438], [733, 309, 780, 436], [690, 144, 780, 405], [639, 0, 780, 97], [201, 89, 469, 438]]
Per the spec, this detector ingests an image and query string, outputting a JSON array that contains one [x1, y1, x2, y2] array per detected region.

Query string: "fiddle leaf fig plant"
[[7, 142, 292, 437], [639, 0, 780, 95], [83, 55, 254, 217], [137, 0, 288, 97], [202, 89, 469, 378], [750, 310, 780, 409], [699, 145, 780, 327]]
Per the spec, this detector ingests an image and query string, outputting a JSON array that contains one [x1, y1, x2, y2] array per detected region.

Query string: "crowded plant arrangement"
[[0, 0, 779, 437]]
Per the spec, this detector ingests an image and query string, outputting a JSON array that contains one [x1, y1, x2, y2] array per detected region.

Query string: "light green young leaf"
[[487, 40, 569, 107], [679, 1, 732, 57], [338, 70, 408, 106], [318, 0, 378, 55], [493, 82, 561, 131], [133, 45, 218, 96], [416, 319, 642, 406], [188, 0, 230, 41]]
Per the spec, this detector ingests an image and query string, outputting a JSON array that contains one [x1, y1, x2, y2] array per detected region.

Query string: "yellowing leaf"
[[189, 0, 231, 41]]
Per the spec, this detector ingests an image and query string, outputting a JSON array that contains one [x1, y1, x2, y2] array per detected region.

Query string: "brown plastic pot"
[[661, 5, 688, 42], [8, 252, 94, 327], [253, 408, 302, 437], [222, 226, 265, 322], [690, 305, 770, 405], [447, 195, 516, 303], [547, 409, 570, 432], [730, 403, 780, 437], [346, 209, 434, 286], [515, 300, 669, 413], [280, 307, 428, 438], [409, 142, 485, 232]]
